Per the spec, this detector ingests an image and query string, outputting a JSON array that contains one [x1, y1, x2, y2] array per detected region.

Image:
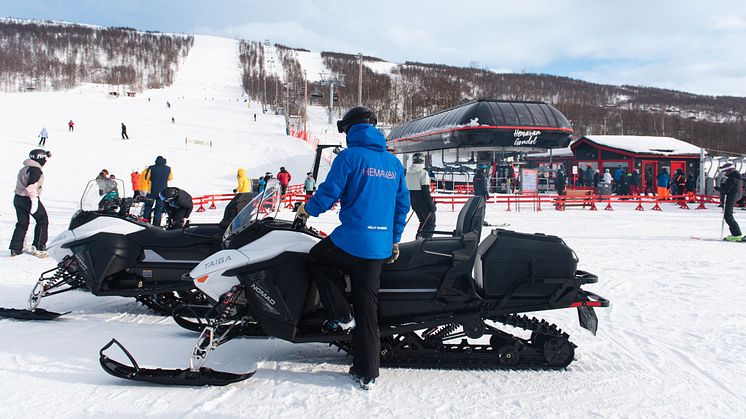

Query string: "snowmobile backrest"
[[453, 197, 485, 241]]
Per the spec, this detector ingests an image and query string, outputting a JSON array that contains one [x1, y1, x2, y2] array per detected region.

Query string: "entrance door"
[[670, 161, 685, 175]]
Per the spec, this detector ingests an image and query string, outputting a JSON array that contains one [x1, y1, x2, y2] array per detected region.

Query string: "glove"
[[297, 203, 309, 218], [30, 197, 39, 215], [385, 243, 400, 264]]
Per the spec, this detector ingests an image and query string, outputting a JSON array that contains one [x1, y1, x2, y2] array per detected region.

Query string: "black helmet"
[[337, 106, 377, 133], [412, 153, 425, 164], [29, 149, 51, 166], [159, 187, 179, 203]]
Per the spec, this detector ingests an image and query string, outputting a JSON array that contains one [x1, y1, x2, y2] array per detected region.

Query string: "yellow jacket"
[[236, 168, 252, 193], [138, 167, 151, 193]]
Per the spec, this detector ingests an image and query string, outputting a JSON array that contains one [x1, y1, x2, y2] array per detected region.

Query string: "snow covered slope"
[[0, 34, 745, 418]]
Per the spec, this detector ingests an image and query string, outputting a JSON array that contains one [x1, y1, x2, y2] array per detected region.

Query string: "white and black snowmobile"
[[0, 180, 223, 320], [100, 180, 608, 386]]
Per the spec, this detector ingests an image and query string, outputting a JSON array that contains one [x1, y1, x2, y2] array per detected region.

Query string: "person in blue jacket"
[[298, 106, 409, 390]]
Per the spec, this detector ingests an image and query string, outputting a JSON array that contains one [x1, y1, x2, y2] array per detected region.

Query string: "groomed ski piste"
[[0, 35, 744, 418]]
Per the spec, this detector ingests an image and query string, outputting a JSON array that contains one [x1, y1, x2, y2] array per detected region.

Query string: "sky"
[[4, 0, 746, 97]]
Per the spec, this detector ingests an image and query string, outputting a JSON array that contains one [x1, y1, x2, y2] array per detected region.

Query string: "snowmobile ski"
[[0, 307, 69, 320], [99, 339, 253, 386], [691, 236, 745, 242]]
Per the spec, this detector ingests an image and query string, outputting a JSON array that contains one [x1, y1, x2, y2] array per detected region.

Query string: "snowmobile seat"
[[128, 224, 223, 249], [381, 197, 485, 291]]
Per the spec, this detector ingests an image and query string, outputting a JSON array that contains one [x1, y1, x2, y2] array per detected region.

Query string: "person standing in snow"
[[68, 120, 75, 132], [130, 170, 141, 198], [473, 163, 490, 199], [304, 172, 316, 198], [644, 167, 656, 196], [714, 163, 743, 241], [143, 156, 173, 226], [657, 168, 670, 198], [277, 167, 292, 195], [406, 153, 436, 238], [234, 168, 252, 194], [38, 127, 48, 147], [10, 149, 51, 257], [297, 106, 409, 390], [121, 123, 129, 140], [555, 165, 567, 195]]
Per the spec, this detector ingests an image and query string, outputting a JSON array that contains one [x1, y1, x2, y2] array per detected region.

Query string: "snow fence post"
[[635, 196, 644, 211], [196, 197, 206, 212], [651, 197, 662, 211], [506, 196, 512, 212], [209, 195, 217, 210], [696, 195, 707, 210], [604, 197, 614, 211]]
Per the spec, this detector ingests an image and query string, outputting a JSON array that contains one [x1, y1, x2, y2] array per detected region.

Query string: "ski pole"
[[417, 212, 433, 236], [720, 205, 725, 239]]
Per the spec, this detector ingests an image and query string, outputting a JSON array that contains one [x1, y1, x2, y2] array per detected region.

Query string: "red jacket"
[[277, 171, 291, 186], [131, 172, 140, 190]]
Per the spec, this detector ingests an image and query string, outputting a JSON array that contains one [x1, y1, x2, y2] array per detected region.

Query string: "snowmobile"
[[100, 180, 608, 386], [0, 180, 223, 320]]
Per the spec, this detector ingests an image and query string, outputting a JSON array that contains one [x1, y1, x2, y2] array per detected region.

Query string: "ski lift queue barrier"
[[190, 185, 724, 214]]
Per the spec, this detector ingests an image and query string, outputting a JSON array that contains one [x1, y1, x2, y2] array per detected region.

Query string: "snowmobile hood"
[[346, 124, 386, 151]]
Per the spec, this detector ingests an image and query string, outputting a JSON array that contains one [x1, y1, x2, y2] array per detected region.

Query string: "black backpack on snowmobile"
[[99, 183, 608, 386], [0, 180, 228, 320]]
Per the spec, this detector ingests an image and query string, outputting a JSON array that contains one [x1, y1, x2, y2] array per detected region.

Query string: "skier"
[[473, 163, 490, 199], [160, 187, 193, 230], [406, 153, 436, 238], [277, 167, 292, 195], [68, 120, 74, 132], [673, 169, 686, 196], [253, 113, 257, 122], [234, 168, 252, 194], [714, 163, 743, 241], [130, 170, 141, 198], [121, 123, 129, 140], [143, 156, 173, 226], [630, 169, 641, 196], [555, 165, 567, 195], [304, 172, 316, 198], [297, 106, 409, 390], [10, 149, 51, 257], [38, 127, 48, 147]]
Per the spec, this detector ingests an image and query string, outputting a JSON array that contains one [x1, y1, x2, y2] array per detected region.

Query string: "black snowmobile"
[[99, 182, 608, 386], [0, 180, 226, 320]]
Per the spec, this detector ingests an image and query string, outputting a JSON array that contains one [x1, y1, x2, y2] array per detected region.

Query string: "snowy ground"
[[1, 35, 745, 418]]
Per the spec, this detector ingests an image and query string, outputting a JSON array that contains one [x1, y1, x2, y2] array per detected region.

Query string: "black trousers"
[[121, 131, 129, 140], [38, 137, 47, 146], [724, 198, 742, 236], [10, 195, 48, 251], [413, 207, 436, 238], [308, 237, 384, 379], [166, 205, 193, 230]]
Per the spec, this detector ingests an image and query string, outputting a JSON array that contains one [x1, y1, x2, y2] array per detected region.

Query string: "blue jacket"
[[613, 168, 623, 182], [305, 124, 410, 259], [657, 172, 670, 188], [147, 156, 172, 196]]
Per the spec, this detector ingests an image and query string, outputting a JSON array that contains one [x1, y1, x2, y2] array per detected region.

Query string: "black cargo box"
[[474, 229, 578, 298]]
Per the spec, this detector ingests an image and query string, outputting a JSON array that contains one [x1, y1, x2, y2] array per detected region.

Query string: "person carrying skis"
[[234, 168, 252, 194], [143, 156, 173, 226], [277, 167, 292, 195], [714, 163, 743, 241], [406, 153, 436, 238], [10, 149, 51, 257], [121, 123, 129, 140], [298, 106, 409, 390], [160, 187, 193, 230], [38, 127, 48, 147], [304, 172, 316, 198]]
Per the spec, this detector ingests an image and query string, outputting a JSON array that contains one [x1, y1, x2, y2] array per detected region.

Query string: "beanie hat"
[[719, 163, 735, 172]]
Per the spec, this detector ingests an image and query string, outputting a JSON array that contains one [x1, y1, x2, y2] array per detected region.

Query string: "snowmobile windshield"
[[223, 179, 282, 241], [79, 178, 126, 211]]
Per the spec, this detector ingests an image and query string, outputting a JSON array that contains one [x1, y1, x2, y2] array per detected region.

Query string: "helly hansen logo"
[[362, 167, 396, 179]]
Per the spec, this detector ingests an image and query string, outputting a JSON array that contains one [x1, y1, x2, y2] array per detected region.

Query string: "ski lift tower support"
[[319, 72, 345, 125]]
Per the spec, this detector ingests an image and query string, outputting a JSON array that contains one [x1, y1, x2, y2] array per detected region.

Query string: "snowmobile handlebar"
[[292, 213, 308, 230]]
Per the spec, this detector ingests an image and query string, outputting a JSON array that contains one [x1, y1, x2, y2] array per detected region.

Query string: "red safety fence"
[[191, 185, 725, 214]]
